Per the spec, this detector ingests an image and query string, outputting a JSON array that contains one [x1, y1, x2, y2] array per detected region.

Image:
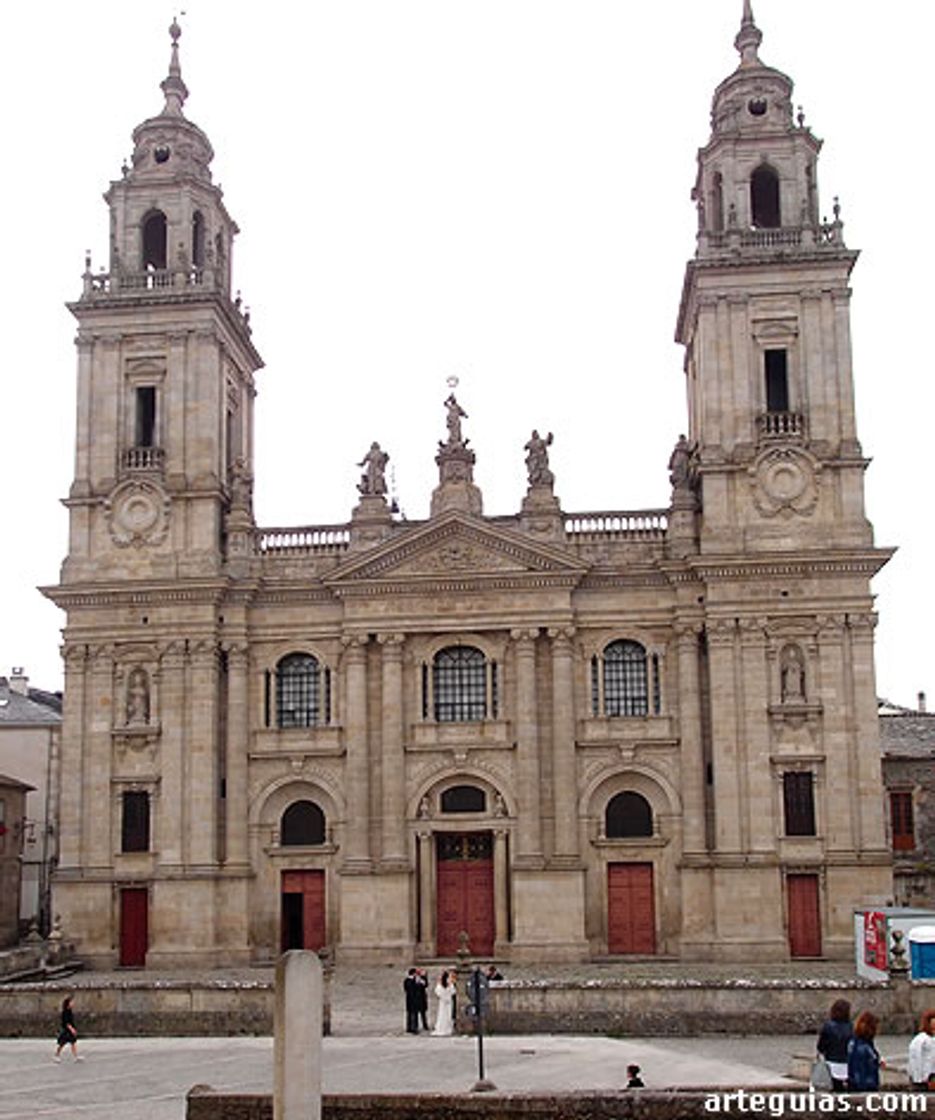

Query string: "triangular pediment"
[[326, 511, 586, 586]]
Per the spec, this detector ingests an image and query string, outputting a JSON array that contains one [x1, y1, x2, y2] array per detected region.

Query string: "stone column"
[[417, 829, 434, 952], [87, 645, 114, 869], [188, 640, 219, 867], [548, 627, 578, 859], [848, 612, 887, 851], [342, 635, 371, 868], [511, 629, 542, 861], [225, 644, 250, 866], [158, 641, 186, 866], [378, 634, 406, 866], [738, 618, 772, 852], [58, 645, 88, 869], [675, 623, 706, 854], [816, 614, 854, 853], [705, 619, 742, 853], [274, 950, 322, 1120], [493, 827, 509, 948]]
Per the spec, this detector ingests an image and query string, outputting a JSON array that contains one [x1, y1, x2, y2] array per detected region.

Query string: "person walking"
[[908, 1009, 935, 1090], [403, 968, 421, 1034], [53, 996, 82, 1062], [816, 998, 853, 1091], [431, 970, 455, 1036], [847, 1011, 884, 1092]]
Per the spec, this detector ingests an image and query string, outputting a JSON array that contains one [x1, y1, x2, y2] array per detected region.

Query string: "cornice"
[[331, 573, 582, 599], [689, 550, 893, 582]]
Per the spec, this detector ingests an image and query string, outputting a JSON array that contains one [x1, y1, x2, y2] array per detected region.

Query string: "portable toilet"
[[909, 926, 935, 979]]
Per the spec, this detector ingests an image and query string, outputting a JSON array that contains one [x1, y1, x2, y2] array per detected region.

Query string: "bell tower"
[[677, 0, 869, 555], [64, 18, 261, 583]]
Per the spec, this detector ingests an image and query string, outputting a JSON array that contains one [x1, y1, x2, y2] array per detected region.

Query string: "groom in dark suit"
[[403, 968, 421, 1034]]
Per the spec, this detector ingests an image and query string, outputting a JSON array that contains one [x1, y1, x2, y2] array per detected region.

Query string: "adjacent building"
[[44, 5, 893, 967]]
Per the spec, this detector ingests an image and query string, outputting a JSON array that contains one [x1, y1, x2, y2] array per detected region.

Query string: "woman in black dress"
[[53, 996, 82, 1062]]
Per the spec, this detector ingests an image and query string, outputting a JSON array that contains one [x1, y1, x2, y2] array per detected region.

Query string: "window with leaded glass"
[[433, 646, 488, 722], [782, 771, 816, 836], [281, 800, 326, 846], [276, 653, 321, 728], [603, 640, 648, 717], [605, 791, 653, 838]]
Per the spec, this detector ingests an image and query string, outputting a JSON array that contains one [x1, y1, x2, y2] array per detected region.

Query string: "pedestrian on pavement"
[[403, 968, 421, 1034], [907, 1009, 935, 1089], [847, 1011, 884, 1092], [626, 1063, 645, 1088], [53, 996, 82, 1062], [431, 970, 455, 1036], [485, 964, 503, 981], [415, 968, 429, 1031], [816, 998, 852, 1091]]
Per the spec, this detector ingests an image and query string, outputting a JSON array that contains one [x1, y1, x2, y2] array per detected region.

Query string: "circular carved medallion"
[[105, 480, 170, 547], [751, 448, 819, 517]]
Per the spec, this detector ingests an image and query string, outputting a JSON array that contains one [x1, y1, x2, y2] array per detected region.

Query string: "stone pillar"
[[188, 640, 219, 867], [225, 644, 249, 866], [417, 829, 434, 953], [378, 633, 406, 866], [274, 950, 322, 1120], [816, 614, 854, 853], [848, 612, 887, 851], [158, 641, 186, 865], [493, 827, 509, 949], [511, 629, 541, 861], [548, 627, 578, 859], [705, 619, 741, 853], [738, 618, 773, 852], [342, 635, 371, 868], [58, 645, 88, 868], [675, 623, 706, 854], [87, 645, 114, 868]]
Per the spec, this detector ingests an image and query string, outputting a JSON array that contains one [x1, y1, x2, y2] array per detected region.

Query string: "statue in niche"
[[126, 667, 150, 725], [780, 644, 806, 703], [524, 430, 554, 487], [443, 394, 468, 447], [668, 434, 692, 491], [356, 441, 389, 496]]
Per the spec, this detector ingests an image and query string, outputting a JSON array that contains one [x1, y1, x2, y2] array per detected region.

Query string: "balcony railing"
[[757, 411, 805, 440], [701, 219, 844, 256], [564, 510, 668, 542], [258, 526, 351, 556], [123, 446, 166, 472]]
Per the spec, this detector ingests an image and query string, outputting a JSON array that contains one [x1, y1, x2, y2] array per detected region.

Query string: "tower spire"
[[160, 17, 189, 117], [734, 0, 763, 68]]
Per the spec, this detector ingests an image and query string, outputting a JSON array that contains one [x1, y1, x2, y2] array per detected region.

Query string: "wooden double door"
[[787, 873, 822, 957], [119, 887, 149, 967], [281, 869, 326, 952], [436, 832, 495, 957], [607, 862, 656, 954]]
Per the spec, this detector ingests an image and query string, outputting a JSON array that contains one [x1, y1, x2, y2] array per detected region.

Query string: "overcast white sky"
[[1, 1, 930, 707]]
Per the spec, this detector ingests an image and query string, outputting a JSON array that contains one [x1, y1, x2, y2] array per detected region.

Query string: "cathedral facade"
[[46, 6, 893, 967]]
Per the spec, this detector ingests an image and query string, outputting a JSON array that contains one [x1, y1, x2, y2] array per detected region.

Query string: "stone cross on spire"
[[734, 0, 763, 68], [160, 17, 189, 116]]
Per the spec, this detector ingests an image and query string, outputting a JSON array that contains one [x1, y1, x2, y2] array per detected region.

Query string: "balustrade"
[[757, 411, 805, 440], [123, 446, 165, 472], [564, 510, 667, 541], [258, 525, 350, 556]]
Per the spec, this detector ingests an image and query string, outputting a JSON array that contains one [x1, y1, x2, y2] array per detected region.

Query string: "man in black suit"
[[403, 968, 421, 1033], [415, 968, 429, 1031]]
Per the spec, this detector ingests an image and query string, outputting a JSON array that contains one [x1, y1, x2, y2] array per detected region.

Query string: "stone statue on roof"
[[357, 441, 389, 496], [524, 430, 554, 488]]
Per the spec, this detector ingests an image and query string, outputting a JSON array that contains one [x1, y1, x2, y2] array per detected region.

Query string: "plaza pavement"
[[0, 961, 909, 1120]]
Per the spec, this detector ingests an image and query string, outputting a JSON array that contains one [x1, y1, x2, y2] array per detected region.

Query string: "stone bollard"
[[274, 951, 322, 1120]]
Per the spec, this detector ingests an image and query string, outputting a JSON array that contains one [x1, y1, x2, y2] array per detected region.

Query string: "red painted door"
[[787, 873, 821, 957], [281, 870, 325, 951], [436, 833, 494, 957], [119, 887, 148, 967], [607, 862, 655, 954]]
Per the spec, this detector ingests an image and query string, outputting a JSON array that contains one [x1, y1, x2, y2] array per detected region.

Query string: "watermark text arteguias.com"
[[703, 1089, 929, 1115]]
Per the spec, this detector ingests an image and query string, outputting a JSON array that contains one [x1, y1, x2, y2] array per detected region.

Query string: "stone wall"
[[481, 978, 935, 1036], [185, 1090, 935, 1120]]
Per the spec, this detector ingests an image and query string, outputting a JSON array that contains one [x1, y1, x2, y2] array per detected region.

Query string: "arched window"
[[594, 640, 649, 717], [281, 800, 326, 846], [431, 646, 496, 722], [275, 654, 323, 728], [192, 211, 206, 268], [440, 785, 486, 813], [750, 165, 781, 229], [606, 791, 653, 838], [141, 210, 168, 270]]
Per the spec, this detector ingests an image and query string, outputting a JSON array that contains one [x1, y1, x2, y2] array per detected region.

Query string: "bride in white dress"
[[432, 970, 455, 1036]]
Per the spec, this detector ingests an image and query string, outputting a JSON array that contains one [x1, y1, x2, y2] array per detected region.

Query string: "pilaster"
[[342, 635, 371, 870], [378, 633, 406, 867], [548, 627, 578, 861], [511, 628, 542, 864]]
